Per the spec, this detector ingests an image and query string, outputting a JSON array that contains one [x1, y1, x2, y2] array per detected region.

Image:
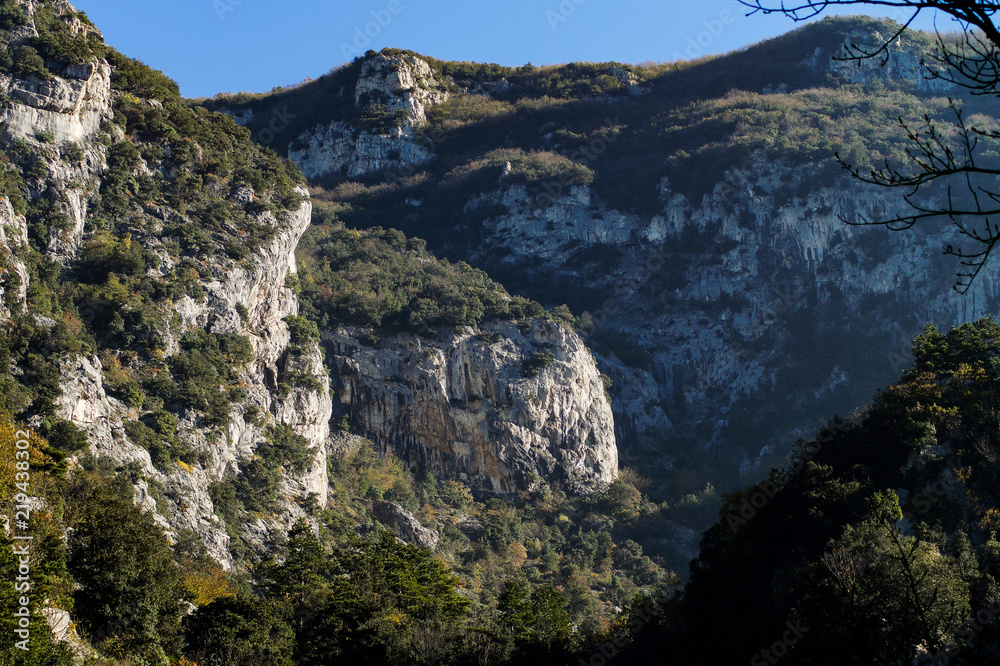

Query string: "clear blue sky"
[[69, 0, 951, 99]]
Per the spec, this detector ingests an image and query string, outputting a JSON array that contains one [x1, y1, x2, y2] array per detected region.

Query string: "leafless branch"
[[741, 1, 1000, 292]]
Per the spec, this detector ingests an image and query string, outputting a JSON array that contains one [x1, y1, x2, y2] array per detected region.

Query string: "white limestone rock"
[[326, 319, 617, 494], [288, 52, 449, 179]]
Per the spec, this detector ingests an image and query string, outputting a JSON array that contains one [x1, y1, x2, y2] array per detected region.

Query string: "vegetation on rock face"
[[0, 0, 307, 464], [296, 204, 573, 334]]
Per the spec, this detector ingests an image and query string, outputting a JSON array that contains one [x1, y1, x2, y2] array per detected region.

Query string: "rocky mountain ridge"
[[208, 15, 996, 493], [0, 0, 619, 573]]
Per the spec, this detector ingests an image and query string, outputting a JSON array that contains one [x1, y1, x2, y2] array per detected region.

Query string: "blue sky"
[[70, 0, 950, 99]]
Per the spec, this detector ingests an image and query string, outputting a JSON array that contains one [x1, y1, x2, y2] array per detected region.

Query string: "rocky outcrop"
[[42, 607, 95, 661], [288, 52, 448, 179], [2, 60, 113, 144], [372, 500, 439, 549], [0, 197, 29, 318], [290, 120, 436, 179], [325, 319, 617, 494], [354, 53, 448, 126], [54, 195, 333, 567], [458, 151, 997, 483], [805, 26, 953, 92], [607, 66, 651, 96], [0, 8, 113, 262]]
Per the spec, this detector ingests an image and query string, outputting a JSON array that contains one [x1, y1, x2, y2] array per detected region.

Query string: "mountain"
[[0, 2, 662, 662], [2, 1, 999, 663], [206, 16, 1000, 503]]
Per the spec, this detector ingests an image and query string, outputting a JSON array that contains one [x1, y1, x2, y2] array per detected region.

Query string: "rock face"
[[372, 500, 439, 549], [806, 24, 954, 92], [325, 319, 617, 494], [52, 195, 333, 567], [0, 197, 29, 319], [0, 2, 333, 569], [288, 52, 448, 179], [607, 66, 651, 96], [354, 53, 449, 126], [462, 152, 996, 479], [0, 1, 112, 261]]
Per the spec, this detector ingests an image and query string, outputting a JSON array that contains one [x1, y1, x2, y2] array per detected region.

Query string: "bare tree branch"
[[740, 1, 1000, 292]]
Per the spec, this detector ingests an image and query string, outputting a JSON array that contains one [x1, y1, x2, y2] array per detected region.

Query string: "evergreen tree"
[[184, 594, 295, 666], [68, 484, 186, 663]]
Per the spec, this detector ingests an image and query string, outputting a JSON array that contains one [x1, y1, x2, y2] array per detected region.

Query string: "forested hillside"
[[4, 0, 1000, 663], [208, 16, 1000, 522], [622, 318, 1000, 664]]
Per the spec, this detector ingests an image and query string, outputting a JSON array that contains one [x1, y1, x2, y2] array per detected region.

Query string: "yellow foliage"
[[351, 440, 410, 495], [0, 413, 52, 504], [508, 541, 528, 569], [418, 503, 437, 524], [183, 568, 236, 606], [377, 609, 408, 627], [980, 508, 1000, 532], [955, 363, 987, 384]]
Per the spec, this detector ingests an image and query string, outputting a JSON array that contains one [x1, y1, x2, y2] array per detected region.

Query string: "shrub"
[[284, 314, 319, 345], [262, 424, 312, 474], [523, 351, 556, 378], [11, 45, 51, 80], [61, 142, 85, 163], [0, 0, 26, 30], [77, 233, 150, 284], [39, 418, 88, 452], [167, 331, 253, 427], [296, 223, 561, 333]]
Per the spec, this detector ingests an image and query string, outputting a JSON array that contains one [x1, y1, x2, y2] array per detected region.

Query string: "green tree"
[[258, 519, 329, 633], [296, 531, 470, 665], [0, 533, 75, 665], [806, 491, 971, 663], [68, 484, 186, 663], [496, 580, 572, 655], [184, 594, 295, 666]]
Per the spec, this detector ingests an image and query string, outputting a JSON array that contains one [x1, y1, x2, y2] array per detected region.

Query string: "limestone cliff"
[[464, 155, 994, 478], [0, 1, 332, 568], [286, 52, 449, 179], [325, 318, 617, 494], [54, 194, 333, 567]]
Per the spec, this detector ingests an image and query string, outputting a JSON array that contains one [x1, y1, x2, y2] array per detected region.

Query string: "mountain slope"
[[619, 318, 1000, 664], [0, 3, 654, 662], [207, 16, 1000, 505]]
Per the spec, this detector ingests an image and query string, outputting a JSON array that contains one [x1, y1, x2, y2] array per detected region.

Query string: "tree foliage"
[[68, 484, 187, 662]]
